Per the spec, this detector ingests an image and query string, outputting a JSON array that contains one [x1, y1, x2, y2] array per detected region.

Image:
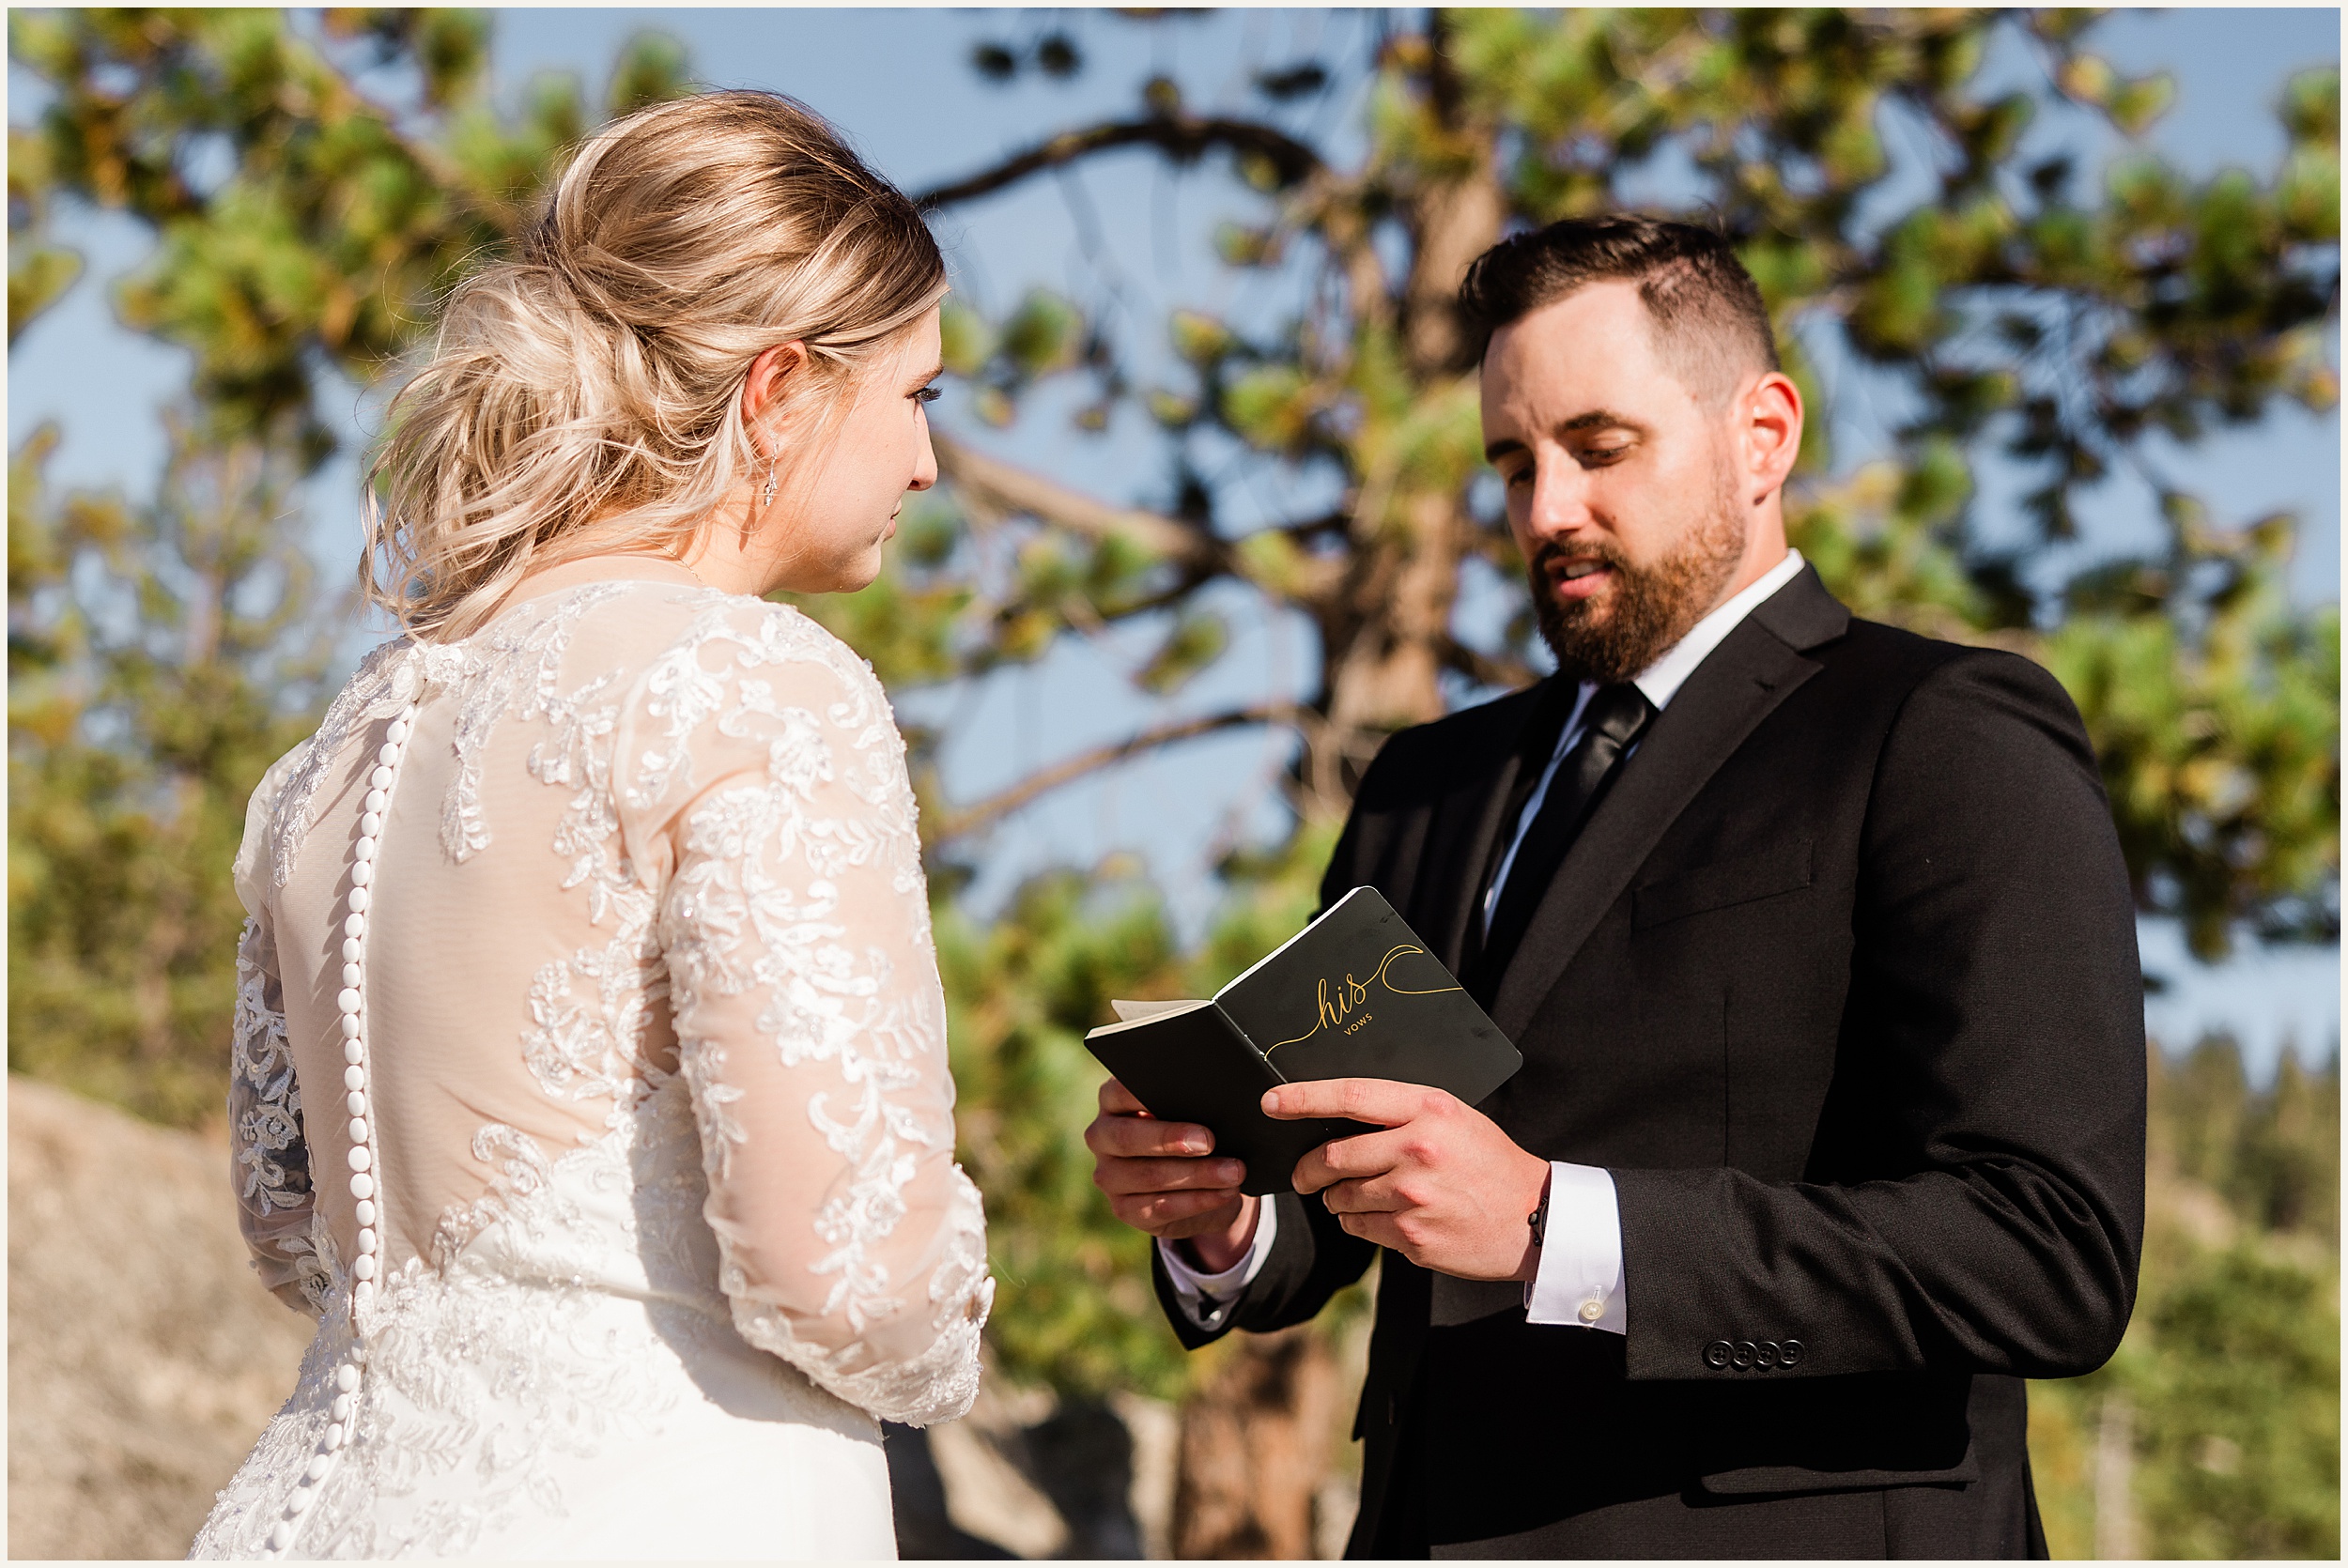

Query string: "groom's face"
[[1479, 280, 1773, 684]]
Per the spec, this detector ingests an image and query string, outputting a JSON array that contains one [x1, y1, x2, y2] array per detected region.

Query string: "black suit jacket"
[[1151, 568, 2145, 1558]]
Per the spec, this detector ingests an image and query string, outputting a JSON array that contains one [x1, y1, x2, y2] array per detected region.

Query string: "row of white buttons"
[[262, 707, 414, 1557]]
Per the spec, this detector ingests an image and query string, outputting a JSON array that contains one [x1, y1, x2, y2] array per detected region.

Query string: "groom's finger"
[[1261, 1078, 1445, 1127], [1092, 1155, 1247, 1196], [1098, 1077, 1151, 1117], [1290, 1127, 1413, 1195], [1086, 1109, 1218, 1160], [1315, 1175, 1405, 1215], [1114, 1189, 1244, 1231], [1333, 1210, 1408, 1252]]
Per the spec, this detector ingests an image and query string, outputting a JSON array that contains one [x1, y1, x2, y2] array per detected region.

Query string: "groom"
[[1086, 217, 2145, 1557]]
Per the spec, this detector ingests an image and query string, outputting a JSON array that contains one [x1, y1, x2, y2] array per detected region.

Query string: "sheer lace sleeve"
[[227, 746, 332, 1315], [632, 604, 991, 1427]]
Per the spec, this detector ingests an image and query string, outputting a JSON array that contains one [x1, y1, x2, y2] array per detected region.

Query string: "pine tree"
[[10, 9, 2337, 1553]]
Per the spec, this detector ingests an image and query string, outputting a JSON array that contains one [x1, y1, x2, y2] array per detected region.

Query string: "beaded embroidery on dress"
[[193, 583, 989, 1560]]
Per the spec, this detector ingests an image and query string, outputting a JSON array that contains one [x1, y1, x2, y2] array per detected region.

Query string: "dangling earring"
[[761, 459, 778, 508]]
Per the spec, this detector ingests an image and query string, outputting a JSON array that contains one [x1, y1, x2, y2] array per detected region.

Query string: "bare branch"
[[935, 434, 1222, 569], [1277, 508, 1354, 542], [928, 701, 1309, 842], [914, 114, 1323, 209], [935, 436, 1349, 605], [1439, 636, 1539, 694]]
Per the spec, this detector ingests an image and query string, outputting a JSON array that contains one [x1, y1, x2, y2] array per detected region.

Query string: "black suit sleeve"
[[1612, 650, 2146, 1382], [1146, 768, 1389, 1347]]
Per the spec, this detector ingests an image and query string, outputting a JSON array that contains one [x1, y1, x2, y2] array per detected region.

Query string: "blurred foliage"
[[6, 8, 691, 458], [2030, 1038, 2340, 1559], [935, 821, 1356, 1403], [8, 417, 330, 1125], [917, 8, 2340, 959], [7, 9, 2339, 1527], [8, 8, 693, 1116], [2045, 520, 2340, 956], [938, 866, 1195, 1401]]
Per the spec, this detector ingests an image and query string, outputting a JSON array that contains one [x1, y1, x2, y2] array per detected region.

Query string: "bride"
[[193, 90, 990, 1560]]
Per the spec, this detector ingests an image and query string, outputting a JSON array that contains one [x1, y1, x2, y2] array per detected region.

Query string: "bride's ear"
[[742, 341, 810, 456]]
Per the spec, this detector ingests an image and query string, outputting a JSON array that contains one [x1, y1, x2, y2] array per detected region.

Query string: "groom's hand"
[[1086, 1078, 1260, 1268], [1267, 1079, 1549, 1282]]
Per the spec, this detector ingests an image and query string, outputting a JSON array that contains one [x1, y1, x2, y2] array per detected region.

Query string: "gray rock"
[[8, 1075, 314, 1560]]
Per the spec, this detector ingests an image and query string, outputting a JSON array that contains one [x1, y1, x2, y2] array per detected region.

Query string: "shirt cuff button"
[[1578, 1296, 1605, 1324]]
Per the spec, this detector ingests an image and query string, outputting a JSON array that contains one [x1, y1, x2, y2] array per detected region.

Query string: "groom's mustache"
[[1528, 539, 1631, 604]]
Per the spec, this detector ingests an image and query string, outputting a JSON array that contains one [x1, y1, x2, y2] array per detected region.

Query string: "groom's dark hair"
[[1459, 215, 1780, 405]]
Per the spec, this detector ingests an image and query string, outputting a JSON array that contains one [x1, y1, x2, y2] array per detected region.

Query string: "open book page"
[[1095, 997, 1211, 1034], [1085, 996, 1335, 1195]]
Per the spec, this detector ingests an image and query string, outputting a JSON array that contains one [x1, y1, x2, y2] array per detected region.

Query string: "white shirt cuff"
[[1158, 1199, 1279, 1332], [1523, 1161, 1626, 1333]]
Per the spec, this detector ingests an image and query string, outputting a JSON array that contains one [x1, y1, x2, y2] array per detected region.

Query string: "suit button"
[[1704, 1340, 1732, 1369], [1755, 1340, 1780, 1369], [1731, 1340, 1757, 1370], [1779, 1338, 1802, 1368]]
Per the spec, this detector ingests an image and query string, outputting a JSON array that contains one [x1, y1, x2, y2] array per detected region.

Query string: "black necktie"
[[1471, 683, 1655, 999]]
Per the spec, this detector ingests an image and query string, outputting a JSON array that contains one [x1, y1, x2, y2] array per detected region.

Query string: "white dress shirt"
[[1160, 550, 1809, 1335]]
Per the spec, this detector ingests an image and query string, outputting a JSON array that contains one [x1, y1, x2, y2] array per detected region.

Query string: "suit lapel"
[[1489, 569, 1849, 1039]]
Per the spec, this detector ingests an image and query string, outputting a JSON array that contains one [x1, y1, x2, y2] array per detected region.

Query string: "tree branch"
[[935, 434, 1223, 569], [928, 701, 1309, 842], [934, 436, 1349, 605], [1439, 635, 1539, 694], [914, 114, 1323, 209], [1278, 508, 1356, 543]]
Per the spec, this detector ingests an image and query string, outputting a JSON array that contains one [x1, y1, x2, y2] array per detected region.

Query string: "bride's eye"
[[914, 384, 942, 404]]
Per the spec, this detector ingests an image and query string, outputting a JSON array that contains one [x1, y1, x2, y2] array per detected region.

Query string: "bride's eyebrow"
[[907, 361, 944, 390]]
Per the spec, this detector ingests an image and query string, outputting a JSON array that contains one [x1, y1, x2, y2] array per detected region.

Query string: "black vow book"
[[1084, 887, 1522, 1195]]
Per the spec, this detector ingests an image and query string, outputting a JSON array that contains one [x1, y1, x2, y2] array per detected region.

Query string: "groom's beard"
[[1526, 470, 1748, 687]]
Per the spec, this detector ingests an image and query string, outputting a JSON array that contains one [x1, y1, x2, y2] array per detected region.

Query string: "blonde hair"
[[363, 90, 946, 640]]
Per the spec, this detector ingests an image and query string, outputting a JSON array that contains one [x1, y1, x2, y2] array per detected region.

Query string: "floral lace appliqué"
[[646, 601, 986, 1424], [229, 918, 308, 1216], [198, 585, 986, 1560]]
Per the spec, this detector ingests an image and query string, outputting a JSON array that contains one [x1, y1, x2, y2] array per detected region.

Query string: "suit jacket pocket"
[[1698, 1451, 1981, 1497], [1692, 1373, 1978, 1497], [1633, 837, 1814, 930]]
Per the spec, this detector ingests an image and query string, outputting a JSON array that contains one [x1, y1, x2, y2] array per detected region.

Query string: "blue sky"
[[9, 8, 2340, 1077]]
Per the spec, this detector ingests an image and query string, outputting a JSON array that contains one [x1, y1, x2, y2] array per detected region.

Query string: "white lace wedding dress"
[[191, 581, 991, 1560]]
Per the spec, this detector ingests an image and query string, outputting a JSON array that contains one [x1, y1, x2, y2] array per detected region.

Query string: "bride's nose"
[[907, 430, 939, 493]]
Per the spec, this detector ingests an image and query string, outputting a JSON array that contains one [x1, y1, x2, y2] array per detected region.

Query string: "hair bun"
[[364, 90, 946, 641]]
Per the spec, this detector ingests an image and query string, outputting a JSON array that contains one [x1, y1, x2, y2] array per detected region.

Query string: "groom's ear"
[[1738, 371, 1803, 505]]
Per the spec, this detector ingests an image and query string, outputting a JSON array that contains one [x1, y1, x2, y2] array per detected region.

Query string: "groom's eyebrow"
[[1483, 408, 1647, 462]]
